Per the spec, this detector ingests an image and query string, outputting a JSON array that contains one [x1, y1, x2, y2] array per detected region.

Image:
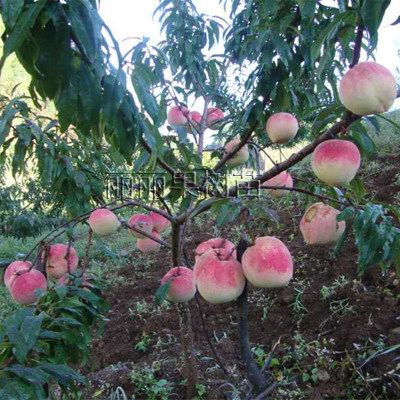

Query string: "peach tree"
[[0, 0, 399, 398]]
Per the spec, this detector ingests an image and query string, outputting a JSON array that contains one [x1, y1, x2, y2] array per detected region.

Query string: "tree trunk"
[[236, 238, 269, 394], [171, 221, 198, 398]]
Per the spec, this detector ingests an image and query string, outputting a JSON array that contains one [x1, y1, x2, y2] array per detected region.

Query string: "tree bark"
[[236, 238, 269, 394], [171, 221, 198, 398]]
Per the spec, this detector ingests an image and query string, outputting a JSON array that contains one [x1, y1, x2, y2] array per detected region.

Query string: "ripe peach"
[[339, 62, 397, 116], [45, 244, 79, 279], [9, 269, 47, 305], [261, 171, 293, 198], [161, 267, 196, 303], [224, 139, 249, 168], [149, 211, 170, 233], [242, 236, 293, 288], [311, 139, 361, 186], [300, 202, 346, 245], [189, 111, 202, 129], [206, 107, 225, 130], [128, 214, 154, 238], [137, 231, 161, 253], [194, 248, 245, 304], [4, 261, 32, 288], [266, 113, 299, 144], [167, 106, 189, 126], [88, 209, 121, 237], [195, 238, 236, 261]]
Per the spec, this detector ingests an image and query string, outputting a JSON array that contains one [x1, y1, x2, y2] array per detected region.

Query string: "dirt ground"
[[84, 153, 400, 400]]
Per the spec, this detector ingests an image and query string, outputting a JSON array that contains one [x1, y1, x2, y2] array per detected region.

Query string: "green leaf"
[[4, 366, 48, 385], [2, 0, 24, 29], [0, 376, 37, 400], [349, 177, 366, 202], [67, 0, 99, 63], [361, 0, 391, 47], [390, 15, 400, 25], [299, 0, 316, 22], [39, 363, 84, 385], [0, 0, 47, 72], [337, 207, 355, 222], [154, 280, 171, 306], [133, 151, 150, 171]]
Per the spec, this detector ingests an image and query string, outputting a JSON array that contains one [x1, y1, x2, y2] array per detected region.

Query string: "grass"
[[366, 109, 400, 155]]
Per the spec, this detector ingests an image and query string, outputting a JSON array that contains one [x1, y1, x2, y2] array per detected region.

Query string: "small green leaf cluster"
[[338, 204, 400, 275], [0, 272, 108, 399]]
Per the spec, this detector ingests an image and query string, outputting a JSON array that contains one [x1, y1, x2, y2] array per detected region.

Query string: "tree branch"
[[349, 24, 364, 68], [123, 222, 171, 249], [213, 122, 257, 172], [260, 185, 348, 205], [226, 112, 360, 197]]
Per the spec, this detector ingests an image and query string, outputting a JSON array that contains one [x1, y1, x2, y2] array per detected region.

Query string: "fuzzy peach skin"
[[206, 107, 225, 130], [266, 113, 299, 144], [300, 202, 346, 245], [149, 211, 170, 233], [224, 139, 249, 168], [137, 231, 161, 253], [45, 244, 79, 279], [339, 62, 397, 116], [242, 236, 293, 288], [88, 209, 121, 237], [311, 139, 361, 186], [189, 111, 202, 129], [9, 269, 47, 305], [128, 214, 154, 238], [167, 106, 189, 126], [261, 171, 293, 198], [194, 248, 245, 304], [195, 238, 236, 262], [4, 261, 32, 288], [161, 267, 196, 303]]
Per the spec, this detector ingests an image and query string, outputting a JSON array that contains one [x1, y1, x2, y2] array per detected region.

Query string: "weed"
[[320, 275, 351, 299], [130, 362, 174, 400], [291, 286, 308, 323], [135, 332, 152, 352]]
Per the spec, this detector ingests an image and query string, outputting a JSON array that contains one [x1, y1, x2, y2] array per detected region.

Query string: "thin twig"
[[260, 185, 348, 205], [123, 222, 171, 248], [195, 295, 231, 377]]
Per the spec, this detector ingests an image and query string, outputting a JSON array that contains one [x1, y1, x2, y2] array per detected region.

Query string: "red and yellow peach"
[[242, 236, 293, 288], [300, 202, 346, 245], [45, 244, 79, 279], [266, 113, 299, 144], [261, 171, 293, 198], [9, 269, 47, 305], [311, 139, 361, 186], [149, 211, 170, 233], [195, 237, 236, 261], [4, 260, 32, 288], [339, 62, 397, 116], [189, 111, 202, 129], [161, 267, 196, 303], [88, 209, 121, 237], [128, 214, 154, 238], [206, 107, 225, 130], [137, 231, 161, 253], [167, 106, 190, 126], [194, 248, 245, 304], [224, 139, 249, 168]]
